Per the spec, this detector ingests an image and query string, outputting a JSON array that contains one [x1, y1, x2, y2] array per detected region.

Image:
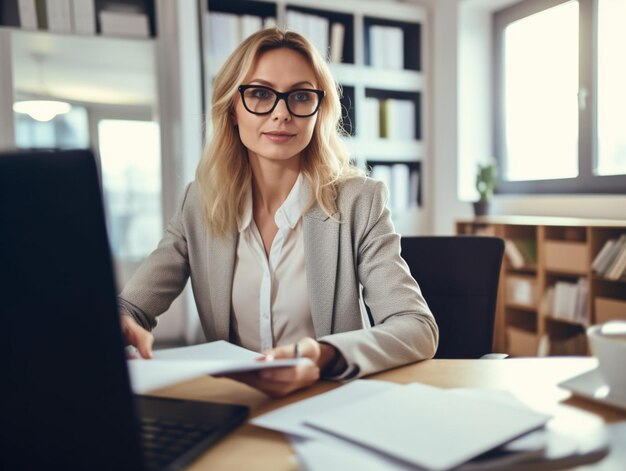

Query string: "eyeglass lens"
[[242, 87, 320, 116]]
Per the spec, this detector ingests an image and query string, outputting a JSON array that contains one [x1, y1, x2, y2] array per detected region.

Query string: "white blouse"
[[230, 174, 316, 352]]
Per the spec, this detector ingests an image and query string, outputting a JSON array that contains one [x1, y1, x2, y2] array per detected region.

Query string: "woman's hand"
[[120, 314, 154, 359], [225, 337, 342, 397]]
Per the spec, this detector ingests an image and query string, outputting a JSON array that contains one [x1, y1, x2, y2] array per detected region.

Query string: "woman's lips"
[[263, 132, 295, 143]]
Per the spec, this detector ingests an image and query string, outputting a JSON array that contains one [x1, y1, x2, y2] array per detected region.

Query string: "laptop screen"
[[1, 150, 144, 469]]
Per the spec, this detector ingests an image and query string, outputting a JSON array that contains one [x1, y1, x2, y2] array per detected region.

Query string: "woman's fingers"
[[120, 315, 154, 359]]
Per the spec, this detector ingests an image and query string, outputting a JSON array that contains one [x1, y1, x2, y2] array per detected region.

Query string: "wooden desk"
[[148, 357, 625, 470]]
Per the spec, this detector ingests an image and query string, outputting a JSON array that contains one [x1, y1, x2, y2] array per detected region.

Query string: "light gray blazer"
[[119, 176, 438, 378]]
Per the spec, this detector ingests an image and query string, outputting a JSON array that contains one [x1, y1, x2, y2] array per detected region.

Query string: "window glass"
[[14, 106, 89, 150], [98, 119, 162, 261], [503, 2, 578, 181], [596, 0, 626, 176]]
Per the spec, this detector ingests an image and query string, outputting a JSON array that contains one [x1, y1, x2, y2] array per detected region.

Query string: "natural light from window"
[[596, 0, 626, 176], [503, 2, 578, 181], [98, 119, 162, 261]]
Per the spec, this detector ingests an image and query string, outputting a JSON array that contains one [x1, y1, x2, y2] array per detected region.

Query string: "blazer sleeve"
[[117, 184, 193, 330], [319, 180, 439, 378]]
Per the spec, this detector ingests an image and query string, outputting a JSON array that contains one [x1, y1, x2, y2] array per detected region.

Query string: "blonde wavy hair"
[[196, 27, 362, 237]]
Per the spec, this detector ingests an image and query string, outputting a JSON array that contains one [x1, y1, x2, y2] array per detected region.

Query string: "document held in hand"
[[127, 341, 310, 393]]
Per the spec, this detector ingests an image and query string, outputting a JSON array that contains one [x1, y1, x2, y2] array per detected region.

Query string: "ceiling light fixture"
[[12, 53, 71, 122]]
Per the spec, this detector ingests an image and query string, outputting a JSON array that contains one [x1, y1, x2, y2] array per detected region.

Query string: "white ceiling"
[[11, 30, 157, 106]]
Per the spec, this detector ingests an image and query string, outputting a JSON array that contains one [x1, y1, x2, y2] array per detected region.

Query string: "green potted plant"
[[474, 163, 497, 216]]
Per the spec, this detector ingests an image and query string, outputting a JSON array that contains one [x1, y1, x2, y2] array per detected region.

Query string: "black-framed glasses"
[[238, 85, 325, 117]]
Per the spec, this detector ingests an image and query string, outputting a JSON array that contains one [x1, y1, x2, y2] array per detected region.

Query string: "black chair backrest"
[[400, 236, 504, 359]]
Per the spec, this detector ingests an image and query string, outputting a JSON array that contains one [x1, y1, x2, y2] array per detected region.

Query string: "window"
[[98, 119, 162, 262], [494, 0, 626, 194]]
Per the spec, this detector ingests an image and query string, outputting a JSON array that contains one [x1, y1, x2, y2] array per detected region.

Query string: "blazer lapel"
[[206, 230, 237, 340], [303, 206, 339, 338]]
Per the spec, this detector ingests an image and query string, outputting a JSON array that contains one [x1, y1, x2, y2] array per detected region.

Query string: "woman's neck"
[[249, 154, 301, 214]]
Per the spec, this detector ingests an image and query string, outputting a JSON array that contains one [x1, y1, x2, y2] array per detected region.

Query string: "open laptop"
[[0, 149, 248, 470]]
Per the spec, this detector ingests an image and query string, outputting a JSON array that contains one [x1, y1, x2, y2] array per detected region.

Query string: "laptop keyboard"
[[141, 417, 219, 470]]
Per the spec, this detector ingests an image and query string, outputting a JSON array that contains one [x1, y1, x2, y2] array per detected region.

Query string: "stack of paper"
[[251, 380, 607, 470], [127, 341, 309, 394]]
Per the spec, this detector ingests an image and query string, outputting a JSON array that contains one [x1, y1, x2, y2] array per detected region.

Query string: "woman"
[[119, 28, 438, 397]]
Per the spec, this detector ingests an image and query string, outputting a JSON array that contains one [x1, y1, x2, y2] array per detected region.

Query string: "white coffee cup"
[[587, 321, 626, 398]]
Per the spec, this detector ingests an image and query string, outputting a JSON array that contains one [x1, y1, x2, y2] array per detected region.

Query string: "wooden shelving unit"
[[457, 216, 626, 357]]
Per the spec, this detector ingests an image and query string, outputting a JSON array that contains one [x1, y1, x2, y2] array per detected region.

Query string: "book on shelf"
[[99, 10, 149, 38], [409, 166, 419, 208], [379, 99, 416, 140], [369, 163, 416, 214], [593, 234, 626, 277], [286, 10, 329, 60], [369, 25, 403, 69], [592, 238, 617, 273], [362, 97, 380, 138], [240, 14, 263, 41], [329, 22, 345, 63], [71, 0, 95, 34], [35, 0, 48, 29], [46, 0, 72, 33], [505, 275, 537, 307], [18, 0, 38, 30], [551, 279, 589, 325], [391, 163, 410, 213], [504, 238, 537, 269], [605, 236, 626, 280]]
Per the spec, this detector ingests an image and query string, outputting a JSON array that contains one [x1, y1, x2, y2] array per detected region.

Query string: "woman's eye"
[[292, 92, 311, 102], [250, 89, 272, 100]]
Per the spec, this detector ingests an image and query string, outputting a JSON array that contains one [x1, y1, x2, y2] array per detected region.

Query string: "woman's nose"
[[271, 97, 292, 121]]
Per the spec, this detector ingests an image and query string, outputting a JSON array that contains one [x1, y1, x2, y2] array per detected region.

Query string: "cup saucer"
[[558, 367, 626, 411]]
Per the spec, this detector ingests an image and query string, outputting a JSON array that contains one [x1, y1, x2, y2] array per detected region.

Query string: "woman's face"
[[234, 47, 320, 167]]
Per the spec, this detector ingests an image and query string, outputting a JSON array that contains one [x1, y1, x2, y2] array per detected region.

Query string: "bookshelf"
[[0, 0, 156, 38], [201, 0, 427, 232], [456, 216, 626, 357]]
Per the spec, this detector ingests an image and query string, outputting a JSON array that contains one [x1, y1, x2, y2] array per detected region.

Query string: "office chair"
[[400, 236, 505, 359]]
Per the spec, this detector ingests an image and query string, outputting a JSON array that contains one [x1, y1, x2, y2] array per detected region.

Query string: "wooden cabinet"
[[457, 216, 626, 357]]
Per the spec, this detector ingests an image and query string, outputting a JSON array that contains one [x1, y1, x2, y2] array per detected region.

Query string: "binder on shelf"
[[504, 239, 525, 269], [18, 0, 38, 30], [46, 0, 72, 33], [409, 166, 419, 207], [240, 14, 262, 41], [99, 10, 150, 38], [505, 238, 537, 269], [263, 17, 277, 28], [369, 24, 404, 69], [361, 97, 380, 139], [604, 236, 626, 280], [592, 239, 615, 274], [286, 10, 329, 60], [391, 163, 410, 213], [551, 279, 588, 325], [35, 0, 48, 30], [330, 22, 345, 63], [71, 0, 95, 35], [385, 99, 415, 140], [368, 25, 386, 68]]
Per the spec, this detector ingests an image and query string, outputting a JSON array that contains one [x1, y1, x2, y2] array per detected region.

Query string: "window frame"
[[493, 0, 626, 195]]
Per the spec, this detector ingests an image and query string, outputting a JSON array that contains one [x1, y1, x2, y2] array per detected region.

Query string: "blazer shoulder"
[[336, 176, 386, 206]]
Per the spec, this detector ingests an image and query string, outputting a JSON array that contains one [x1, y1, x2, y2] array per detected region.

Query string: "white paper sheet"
[[252, 379, 397, 439], [304, 383, 551, 471], [128, 341, 310, 393]]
